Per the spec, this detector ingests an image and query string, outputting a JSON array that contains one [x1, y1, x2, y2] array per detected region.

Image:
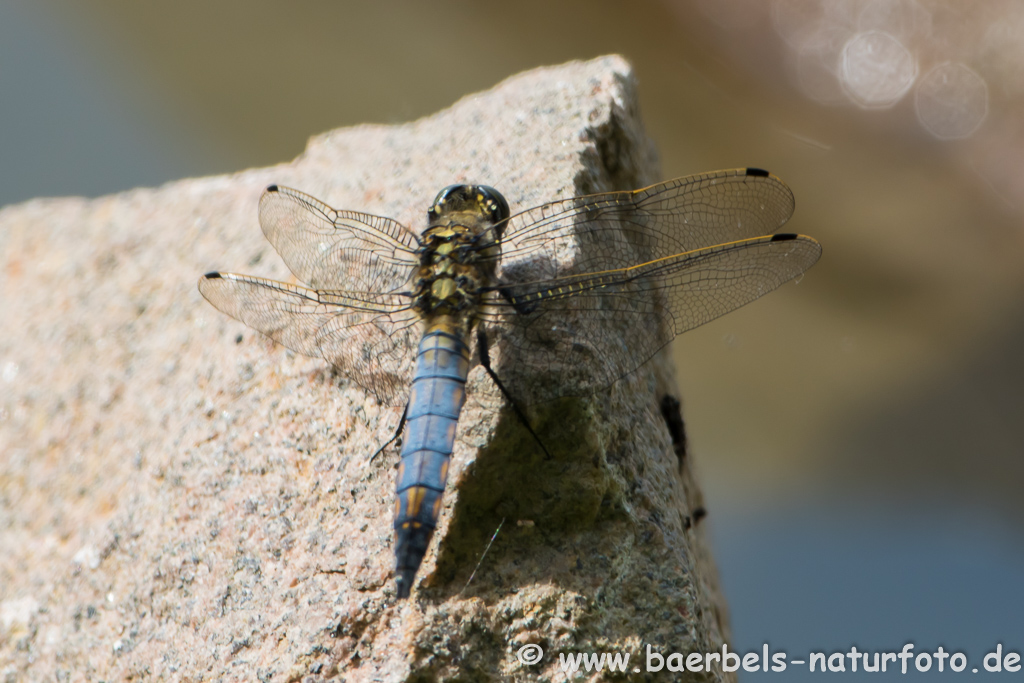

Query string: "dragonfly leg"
[[476, 329, 552, 460], [370, 404, 407, 463]]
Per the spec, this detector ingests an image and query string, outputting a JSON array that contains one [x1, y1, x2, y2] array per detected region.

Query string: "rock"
[[0, 55, 730, 682]]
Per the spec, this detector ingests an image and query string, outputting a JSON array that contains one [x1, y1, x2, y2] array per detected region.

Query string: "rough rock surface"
[[0, 55, 731, 682]]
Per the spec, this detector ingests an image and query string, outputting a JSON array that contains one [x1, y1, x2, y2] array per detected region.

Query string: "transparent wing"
[[494, 168, 795, 280], [199, 272, 420, 406], [258, 185, 420, 293], [481, 168, 819, 403]]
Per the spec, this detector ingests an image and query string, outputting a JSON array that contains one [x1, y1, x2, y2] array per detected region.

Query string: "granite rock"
[[0, 55, 730, 682]]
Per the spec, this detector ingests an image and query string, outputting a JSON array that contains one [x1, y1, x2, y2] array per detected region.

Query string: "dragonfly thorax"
[[412, 185, 509, 330], [413, 225, 496, 327]]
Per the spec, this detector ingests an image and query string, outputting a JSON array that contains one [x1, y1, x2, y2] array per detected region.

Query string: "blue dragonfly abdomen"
[[393, 324, 470, 598]]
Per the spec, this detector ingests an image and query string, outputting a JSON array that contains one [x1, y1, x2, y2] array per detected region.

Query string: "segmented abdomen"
[[393, 326, 470, 598]]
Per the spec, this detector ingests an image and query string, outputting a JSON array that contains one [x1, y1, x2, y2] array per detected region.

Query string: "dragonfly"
[[198, 167, 821, 599]]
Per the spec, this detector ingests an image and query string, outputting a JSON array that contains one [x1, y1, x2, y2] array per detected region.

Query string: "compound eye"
[[476, 185, 510, 226], [429, 184, 465, 221], [432, 185, 465, 207]]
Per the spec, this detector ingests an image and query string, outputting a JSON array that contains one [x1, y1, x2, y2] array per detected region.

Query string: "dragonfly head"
[[428, 184, 510, 238]]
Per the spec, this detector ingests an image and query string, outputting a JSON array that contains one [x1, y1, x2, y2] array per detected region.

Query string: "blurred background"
[[3, 0, 1022, 677]]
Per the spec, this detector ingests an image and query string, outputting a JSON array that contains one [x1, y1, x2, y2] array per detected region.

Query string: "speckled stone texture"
[[0, 55, 732, 682]]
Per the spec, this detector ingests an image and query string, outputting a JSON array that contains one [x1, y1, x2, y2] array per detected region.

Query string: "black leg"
[[477, 329, 552, 460], [370, 404, 407, 463]]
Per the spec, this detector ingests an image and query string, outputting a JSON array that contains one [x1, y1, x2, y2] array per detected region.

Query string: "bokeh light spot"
[[841, 30, 917, 108], [914, 62, 988, 140]]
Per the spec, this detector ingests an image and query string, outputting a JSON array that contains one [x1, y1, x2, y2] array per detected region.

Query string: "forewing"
[[258, 185, 420, 292], [495, 168, 795, 281], [485, 234, 821, 403], [199, 272, 420, 406]]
